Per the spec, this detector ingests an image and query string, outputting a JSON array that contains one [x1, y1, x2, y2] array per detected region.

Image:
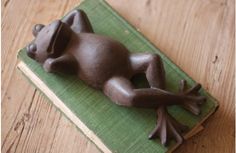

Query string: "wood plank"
[[2, 0, 234, 153]]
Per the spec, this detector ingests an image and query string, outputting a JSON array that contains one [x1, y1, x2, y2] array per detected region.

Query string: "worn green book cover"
[[17, 0, 218, 152]]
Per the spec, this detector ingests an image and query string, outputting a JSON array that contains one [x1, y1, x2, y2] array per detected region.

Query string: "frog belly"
[[69, 33, 133, 88], [77, 47, 132, 89]]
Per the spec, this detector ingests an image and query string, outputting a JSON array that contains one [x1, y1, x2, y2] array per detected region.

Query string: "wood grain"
[[2, 0, 234, 153]]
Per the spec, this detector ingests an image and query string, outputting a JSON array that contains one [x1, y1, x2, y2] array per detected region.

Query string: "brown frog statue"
[[26, 9, 206, 146]]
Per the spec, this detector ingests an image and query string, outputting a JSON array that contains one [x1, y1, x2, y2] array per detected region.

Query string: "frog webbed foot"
[[179, 80, 206, 115], [148, 106, 188, 146]]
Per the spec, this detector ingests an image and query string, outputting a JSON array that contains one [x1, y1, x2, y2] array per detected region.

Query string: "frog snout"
[[26, 43, 37, 59]]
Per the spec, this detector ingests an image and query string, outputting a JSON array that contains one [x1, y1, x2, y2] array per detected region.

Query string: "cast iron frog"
[[26, 9, 205, 146]]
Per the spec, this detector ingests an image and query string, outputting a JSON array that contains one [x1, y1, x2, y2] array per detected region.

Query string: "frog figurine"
[[26, 9, 205, 146]]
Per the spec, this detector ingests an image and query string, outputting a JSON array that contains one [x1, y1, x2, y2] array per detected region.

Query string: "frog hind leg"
[[103, 76, 189, 146], [148, 106, 188, 145], [103, 77, 205, 108], [178, 80, 204, 115], [129, 53, 204, 145]]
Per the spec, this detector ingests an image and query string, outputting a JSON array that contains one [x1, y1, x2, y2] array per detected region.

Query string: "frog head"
[[26, 20, 72, 63]]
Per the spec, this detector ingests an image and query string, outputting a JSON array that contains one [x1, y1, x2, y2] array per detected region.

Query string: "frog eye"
[[26, 43, 37, 58], [32, 24, 45, 37]]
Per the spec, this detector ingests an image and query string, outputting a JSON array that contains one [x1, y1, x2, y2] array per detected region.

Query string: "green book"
[[17, 0, 218, 152]]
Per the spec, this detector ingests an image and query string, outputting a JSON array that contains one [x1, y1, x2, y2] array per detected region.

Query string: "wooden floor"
[[2, 0, 235, 152]]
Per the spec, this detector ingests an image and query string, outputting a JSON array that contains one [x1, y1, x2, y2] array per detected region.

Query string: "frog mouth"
[[47, 21, 63, 55]]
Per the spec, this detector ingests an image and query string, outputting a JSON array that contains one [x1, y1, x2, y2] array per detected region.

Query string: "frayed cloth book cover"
[[17, 0, 218, 152]]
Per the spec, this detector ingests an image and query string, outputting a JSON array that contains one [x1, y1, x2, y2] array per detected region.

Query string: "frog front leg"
[[62, 9, 94, 33], [43, 53, 78, 74]]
